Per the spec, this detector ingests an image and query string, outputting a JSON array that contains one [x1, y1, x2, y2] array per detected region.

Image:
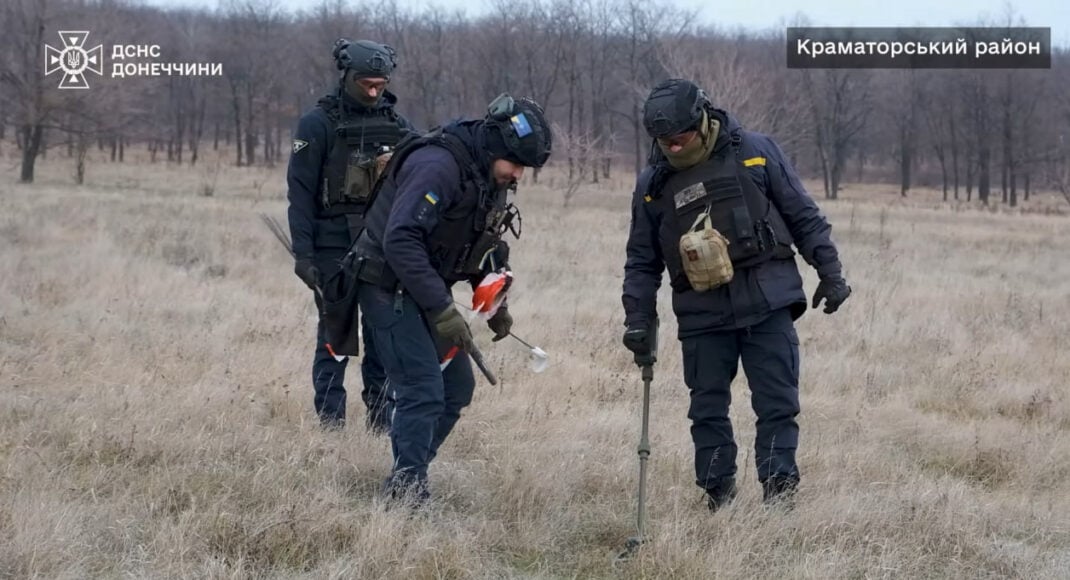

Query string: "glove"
[[622, 324, 651, 356], [294, 258, 320, 291], [812, 276, 851, 314], [487, 308, 512, 342], [432, 305, 474, 350]]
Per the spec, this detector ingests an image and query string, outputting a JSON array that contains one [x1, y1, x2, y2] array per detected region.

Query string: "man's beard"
[[489, 171, 516, 192]]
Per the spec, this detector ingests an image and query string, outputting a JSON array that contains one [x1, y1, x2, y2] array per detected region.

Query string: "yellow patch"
[[424, 192, 439, 205], [743, 157, 766, 167], [644, 195, 652, 202]]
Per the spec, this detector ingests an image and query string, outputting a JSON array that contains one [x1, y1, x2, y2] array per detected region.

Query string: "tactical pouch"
[[320, 252, 363, 356], [342, 151, 379, 204], [678, 211, 733, 292], [458, 233, 504, 277], [673, 175, 761, 265]]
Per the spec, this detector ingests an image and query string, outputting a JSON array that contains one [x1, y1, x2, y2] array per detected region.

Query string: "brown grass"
[[2, 151, 1070, 579]]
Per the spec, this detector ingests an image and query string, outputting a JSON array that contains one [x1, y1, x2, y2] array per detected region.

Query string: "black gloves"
[[622, 325, 650, 354], [487, 308, 512, 342], [812, 276, 851, 314], [623, 322, 657, 367], [294, 258, 320, 291]]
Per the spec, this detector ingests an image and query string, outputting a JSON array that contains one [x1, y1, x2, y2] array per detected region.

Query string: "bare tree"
[[4, 0, 1068, 201], [878, 69, 922, 197], [0, 0, 57, 183], [800, 68, 871, 199], [616, 0, 695, 174]]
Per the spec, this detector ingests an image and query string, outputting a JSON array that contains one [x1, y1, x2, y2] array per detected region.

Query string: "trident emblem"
[[44, 31, 103, 89]]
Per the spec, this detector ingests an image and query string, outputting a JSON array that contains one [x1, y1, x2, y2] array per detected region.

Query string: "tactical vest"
[[653, 132, 794, 291], [319, 100, 406, 218], [360, 129, 518, 286]]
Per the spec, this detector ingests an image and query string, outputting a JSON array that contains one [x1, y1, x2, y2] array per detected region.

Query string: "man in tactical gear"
[[286, 38, 417, 431], [353, 93, 552, 503], [621, 79, 851, 510]]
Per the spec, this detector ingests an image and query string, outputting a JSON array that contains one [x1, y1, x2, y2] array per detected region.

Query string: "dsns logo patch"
[[44, 31, 104, 89]]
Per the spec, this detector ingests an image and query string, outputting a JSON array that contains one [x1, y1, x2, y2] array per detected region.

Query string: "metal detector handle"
[[634, 315, 659, 369], [468, 343, 498, 386]]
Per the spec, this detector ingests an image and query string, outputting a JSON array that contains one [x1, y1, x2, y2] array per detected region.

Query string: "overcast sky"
[[140, 0, 1069, 47]]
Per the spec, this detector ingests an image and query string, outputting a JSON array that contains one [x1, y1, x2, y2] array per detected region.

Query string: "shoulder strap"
[[435, 133, 483, 187]]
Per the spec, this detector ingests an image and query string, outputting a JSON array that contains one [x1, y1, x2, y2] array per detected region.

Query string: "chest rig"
[[319, 98, 406, 218], [357, 129, 520, 289], [653, 131, 794, 291]]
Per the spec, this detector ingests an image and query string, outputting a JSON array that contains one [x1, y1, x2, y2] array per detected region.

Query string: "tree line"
[[2, 0, 1068, 206]]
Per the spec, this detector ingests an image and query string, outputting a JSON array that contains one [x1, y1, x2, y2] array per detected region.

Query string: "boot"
[[761, 475, 798, 509], [381, 474, 430, 509], [705, 476, 737, 512]]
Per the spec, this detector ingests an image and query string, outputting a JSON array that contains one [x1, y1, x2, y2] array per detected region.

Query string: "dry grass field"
[[2, 151, 1069, 579]]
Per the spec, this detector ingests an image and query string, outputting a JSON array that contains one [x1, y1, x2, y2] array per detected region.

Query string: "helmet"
[[332, 38, 397, 78], [642, 79, 711, 138], [484, 93, 553, 168]]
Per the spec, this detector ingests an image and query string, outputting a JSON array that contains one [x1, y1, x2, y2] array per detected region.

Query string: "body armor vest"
[[359, 129, 518, 286], [320, 100, 406, 218], [654, 132, 794, 291]]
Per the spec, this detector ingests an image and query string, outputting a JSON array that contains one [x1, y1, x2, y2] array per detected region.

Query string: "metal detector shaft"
[[509, 332, 536, 351], [620, 315, 658, 560], [636, 363, 653, 544]]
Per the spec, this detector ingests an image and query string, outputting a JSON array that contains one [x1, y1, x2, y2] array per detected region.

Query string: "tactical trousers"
[[311, 247, 389, 428], [357, 283, 476, 486], [681, 307, 801, 491]]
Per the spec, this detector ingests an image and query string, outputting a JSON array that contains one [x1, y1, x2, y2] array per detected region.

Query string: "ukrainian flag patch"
[[510, 113, 533, 138], [743, 157, 766, 167], [424, 191, 439, 204]]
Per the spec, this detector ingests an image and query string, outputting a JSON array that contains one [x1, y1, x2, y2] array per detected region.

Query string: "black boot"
[[319, 414, 346, 431], [381, 474, 430, 509], [705, 477, 737, 512], [761, 475, 798, 508]]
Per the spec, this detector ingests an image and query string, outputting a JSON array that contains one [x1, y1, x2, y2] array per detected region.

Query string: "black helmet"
[[332, 38, 397, 78], [483, 93, 553, 168], [642, 78, 711, 138]]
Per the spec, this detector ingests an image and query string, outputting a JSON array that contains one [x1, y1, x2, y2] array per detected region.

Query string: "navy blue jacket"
[[362, 121, 493, 316], [286, 89, 415, 259], [622, 110, 843, 338]]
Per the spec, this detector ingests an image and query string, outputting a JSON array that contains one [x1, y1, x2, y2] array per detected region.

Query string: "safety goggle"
[[656, 130, 699, 149]]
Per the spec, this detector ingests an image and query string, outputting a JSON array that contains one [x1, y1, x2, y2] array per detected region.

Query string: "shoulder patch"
[[292, 139, 309, 154], [743, 157, 766, 167]]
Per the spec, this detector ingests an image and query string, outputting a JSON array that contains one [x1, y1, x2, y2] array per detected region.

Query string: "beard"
[[487, 166, 517, 190]]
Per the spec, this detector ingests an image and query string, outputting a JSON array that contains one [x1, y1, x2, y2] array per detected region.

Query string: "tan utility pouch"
[[679, 210, 733, 292]]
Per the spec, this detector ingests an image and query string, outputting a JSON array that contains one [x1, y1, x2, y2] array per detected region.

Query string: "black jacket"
[[622, 110, 843, 338], [360, 121, 494, 315], [286, 89, 416, 258]]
